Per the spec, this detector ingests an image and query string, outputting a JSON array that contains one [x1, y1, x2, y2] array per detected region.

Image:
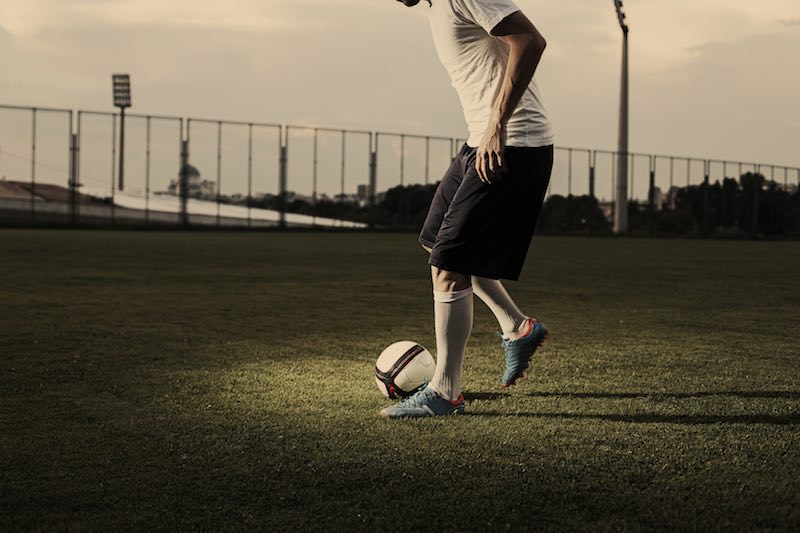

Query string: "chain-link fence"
[[1, 103, 798, 236]]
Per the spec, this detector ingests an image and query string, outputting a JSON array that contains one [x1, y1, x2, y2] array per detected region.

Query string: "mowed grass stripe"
[[1, 230, 798, 531]]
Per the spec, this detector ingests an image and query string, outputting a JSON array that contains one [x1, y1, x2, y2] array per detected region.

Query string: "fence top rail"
[[188, 117, 282, 128], [653, 154, 711, 163], [586, 149, 797, 171], [651, 153, 746, 166], [0, 103, 72, 114], [554, 145, 593, 154], [78, 109, 184, 122], [650, 153, 800, 171], [286, 124, 372, 136], [706, 159, 800, 172], [375, 130, 455, 142]]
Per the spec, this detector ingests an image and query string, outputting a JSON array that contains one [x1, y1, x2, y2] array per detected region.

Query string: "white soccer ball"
[[374, 341, 436, 399]]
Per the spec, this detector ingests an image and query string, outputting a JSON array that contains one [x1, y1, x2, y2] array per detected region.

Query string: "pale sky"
[[1, 0, 799, 169]]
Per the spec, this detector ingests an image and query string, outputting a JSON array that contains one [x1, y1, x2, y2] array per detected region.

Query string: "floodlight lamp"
[[613, 0, 629, 33], [112, 74, 132, 108]]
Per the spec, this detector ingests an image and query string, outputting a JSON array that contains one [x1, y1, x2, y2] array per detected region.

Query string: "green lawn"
[[1, 230, 798, 531]]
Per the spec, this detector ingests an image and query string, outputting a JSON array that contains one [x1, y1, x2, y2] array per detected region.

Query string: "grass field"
[[1, 230, 799, 531]]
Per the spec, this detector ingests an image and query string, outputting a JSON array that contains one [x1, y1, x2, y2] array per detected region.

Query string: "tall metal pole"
[[112, 74, 131, 192], [613, 1, 629, 234], [118, 107, 126, 191]]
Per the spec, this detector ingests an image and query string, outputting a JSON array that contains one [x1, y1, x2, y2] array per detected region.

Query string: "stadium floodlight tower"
[[613, 0, 629, 234], [112, 74, 132, 192]]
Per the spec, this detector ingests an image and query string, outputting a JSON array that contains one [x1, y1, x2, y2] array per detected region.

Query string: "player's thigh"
[[419, 153, 466, 248], [438, 146, 552, 247]]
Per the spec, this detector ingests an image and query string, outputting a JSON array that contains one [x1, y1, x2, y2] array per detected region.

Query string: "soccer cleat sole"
[[378, 407, 465, 419], [501, 332, 549, 388]]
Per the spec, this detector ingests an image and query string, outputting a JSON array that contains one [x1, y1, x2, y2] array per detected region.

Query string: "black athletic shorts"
[[419, 143, 553, 281]]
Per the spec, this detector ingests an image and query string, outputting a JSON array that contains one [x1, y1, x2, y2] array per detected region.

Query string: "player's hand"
[[475, 120, 506, 184]]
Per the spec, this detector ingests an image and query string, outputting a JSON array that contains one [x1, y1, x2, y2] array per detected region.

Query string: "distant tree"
[[538, 195, 611, 235], [378, 183, 438, 229]]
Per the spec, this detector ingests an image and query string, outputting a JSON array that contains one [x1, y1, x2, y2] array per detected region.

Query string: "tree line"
[[249, 172, 799, 238]]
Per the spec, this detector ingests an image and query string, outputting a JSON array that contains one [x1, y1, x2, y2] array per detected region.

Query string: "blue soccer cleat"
[[379, 386, 465, 419], [500, 320, 549, 387]]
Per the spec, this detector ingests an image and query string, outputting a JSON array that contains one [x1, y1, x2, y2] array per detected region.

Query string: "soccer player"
[[381, 0, 553, 418]]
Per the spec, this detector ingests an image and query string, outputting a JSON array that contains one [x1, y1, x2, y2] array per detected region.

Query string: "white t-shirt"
[[428, 0, 554, 148]]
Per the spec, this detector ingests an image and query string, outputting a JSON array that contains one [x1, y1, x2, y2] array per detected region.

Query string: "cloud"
[[0, 0, 331, 35], [0, 0, 798, 167]]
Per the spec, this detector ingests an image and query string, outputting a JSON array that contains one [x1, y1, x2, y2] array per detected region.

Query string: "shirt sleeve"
[[453, 0, 521, 34]]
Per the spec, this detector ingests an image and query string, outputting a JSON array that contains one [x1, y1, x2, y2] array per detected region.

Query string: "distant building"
[[666, 186, 680, 210], [166, 165, 216, 198], [598, 201, 614, 222], [650, 186, 665, 211], [357, 184, 373, 200], [357, 184, 374, 207], [334, 193, 361, 204]]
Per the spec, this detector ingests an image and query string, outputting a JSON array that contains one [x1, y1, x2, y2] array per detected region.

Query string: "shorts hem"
[[418, 237, 435, 250], [428, 256, 519, 282]]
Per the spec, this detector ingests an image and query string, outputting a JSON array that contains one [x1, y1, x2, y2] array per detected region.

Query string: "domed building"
[[167, 165, 216, 199]]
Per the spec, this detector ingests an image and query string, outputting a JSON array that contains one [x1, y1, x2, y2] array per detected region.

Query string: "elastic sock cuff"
[[433, 287, 473, 304]]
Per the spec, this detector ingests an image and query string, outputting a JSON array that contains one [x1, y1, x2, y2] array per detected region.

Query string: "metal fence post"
[[768, 165, 775, 235], [702, 160, 710, 236], [567, 148, 573, 196], [279, 129, 288, 229], [340, 131, 347, 226], [247, 123, 253, 229], [369, 132, 378, 230], [400, 134, 405, 186], [216, 121, 222, 227], [589, 151, 596, 199], [145, 116, 151, 224], [721, 161, 728, 229], [753, 164, 760, 238], [797, 169, 800, 234], [110, 114, 117, 225], [648, 155, 656, 235], [686, 158, 691, 187], [76, 111, 83, 224], [424, 136, 430, 185], [30, 108, 37, 224], [312, 128, 318, 227], [69, 130, 79, 225], [180, 138, 189, 227]]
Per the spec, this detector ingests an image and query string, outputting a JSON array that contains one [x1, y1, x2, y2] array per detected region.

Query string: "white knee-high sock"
[[471, 276, 528, 338], [428, 287, 473, 401]]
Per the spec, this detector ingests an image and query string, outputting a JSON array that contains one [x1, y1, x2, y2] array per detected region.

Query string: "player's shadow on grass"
[[464, 391, 510, 401], [468, 390, 800, 425], [468, 411, 800, 425], [524, 390, 800, 400]]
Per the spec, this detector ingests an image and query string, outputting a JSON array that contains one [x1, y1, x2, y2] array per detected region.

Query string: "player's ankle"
[[508, 318, 533, 340], [429, 383, 461, 403]]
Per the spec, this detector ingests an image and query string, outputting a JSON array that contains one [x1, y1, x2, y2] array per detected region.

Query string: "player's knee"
[[431, 266, 471, 293]]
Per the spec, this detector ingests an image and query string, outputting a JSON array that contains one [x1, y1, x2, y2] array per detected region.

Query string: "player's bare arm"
[[476, 11, 547, 183]]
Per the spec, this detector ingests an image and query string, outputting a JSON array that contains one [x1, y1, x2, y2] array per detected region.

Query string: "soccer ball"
[[374, 341, 436, 399]]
